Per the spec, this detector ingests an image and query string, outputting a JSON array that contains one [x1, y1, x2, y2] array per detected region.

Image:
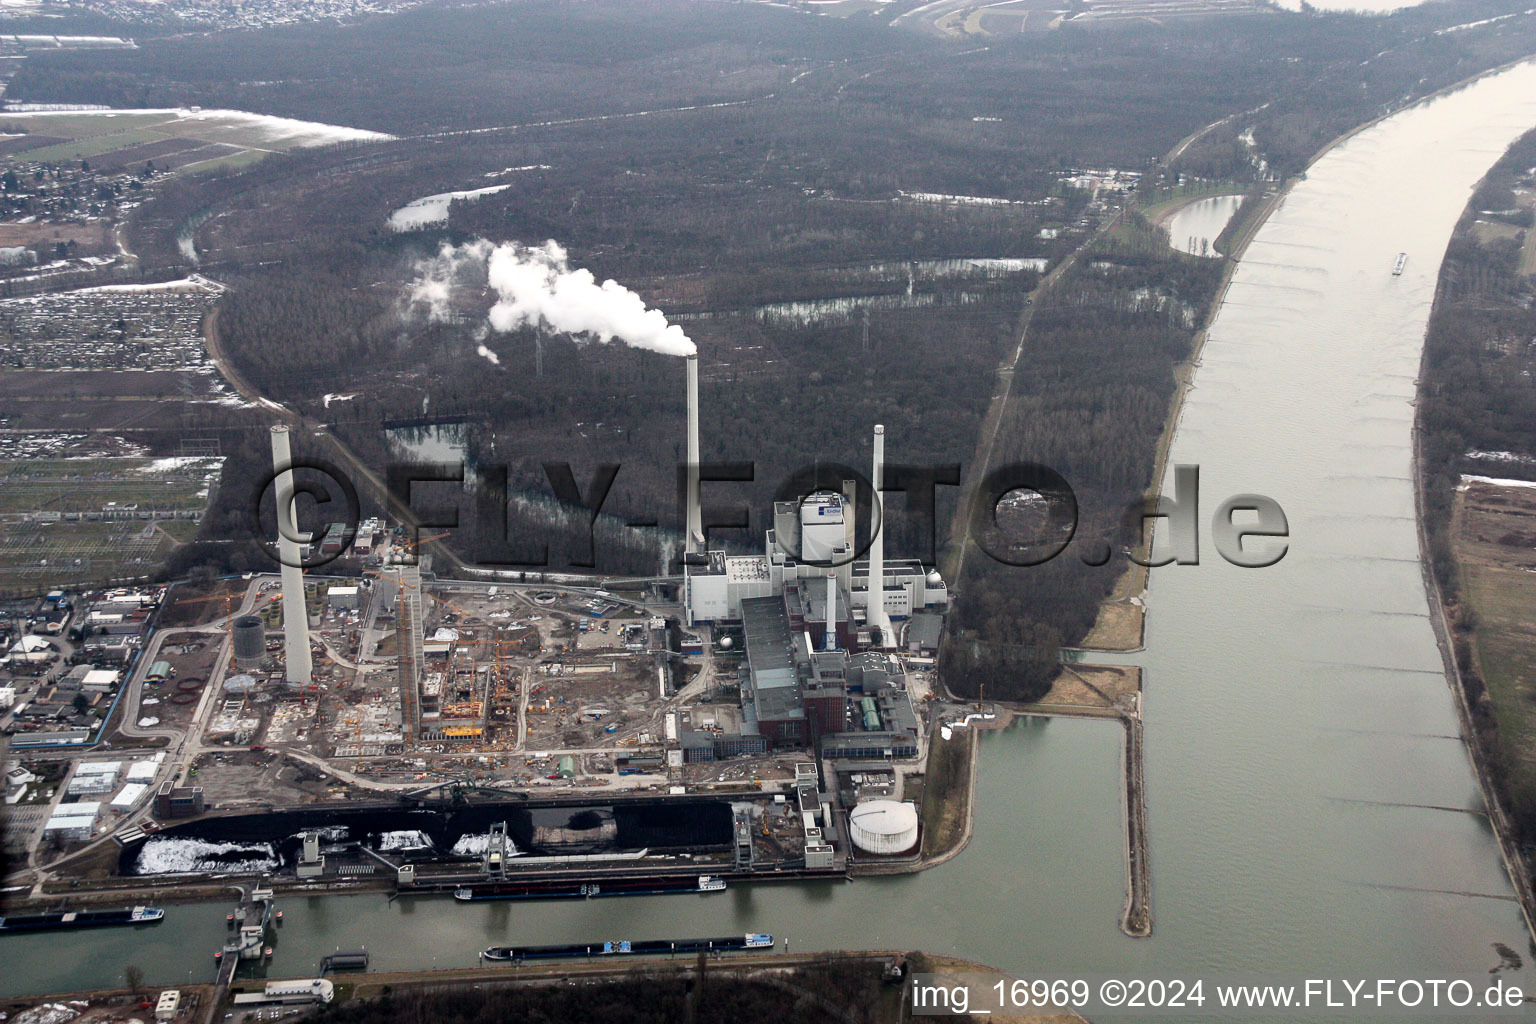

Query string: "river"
[[8, 61, 1536, 1020]]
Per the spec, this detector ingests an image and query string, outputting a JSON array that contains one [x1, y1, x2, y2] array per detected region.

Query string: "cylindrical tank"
[[232, 615, 266, 667], [848, 800, 919, 855], [860, 696, 881, 732]]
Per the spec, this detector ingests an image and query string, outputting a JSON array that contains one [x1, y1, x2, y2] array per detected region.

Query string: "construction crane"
[[174, 587, 244, 659]]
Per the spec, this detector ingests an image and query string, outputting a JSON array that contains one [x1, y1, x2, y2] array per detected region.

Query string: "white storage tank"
[[847, 799, 919, 855]]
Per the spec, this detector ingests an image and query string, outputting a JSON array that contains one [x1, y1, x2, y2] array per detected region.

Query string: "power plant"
[[268, 425, 313, 685], [681, 375, 949, 763], [682, 420, 948, 642]]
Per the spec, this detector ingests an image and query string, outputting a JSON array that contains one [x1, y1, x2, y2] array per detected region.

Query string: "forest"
[[14, 0, 1536, 683], [302, 957, 907, 1024], [941, 217, 1224, 700]]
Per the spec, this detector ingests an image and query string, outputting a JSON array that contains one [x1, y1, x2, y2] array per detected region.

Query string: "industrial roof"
[[125, 760, 160, 781], [742, 596, 803, 722], [908, 611, 944, 650], [110, 782, 149, 808], [726, 556, 770, 583], [848, 800, 919, 835], [43, 815, 96, 831]]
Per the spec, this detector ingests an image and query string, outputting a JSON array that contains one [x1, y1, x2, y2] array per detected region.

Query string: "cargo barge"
[[454, 874, 725, 902], [0, 906, 163, 933], [482, 933, 772, 962]]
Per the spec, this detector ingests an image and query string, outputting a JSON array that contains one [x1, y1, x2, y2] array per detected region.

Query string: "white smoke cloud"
[[407, 239, 694, 357], [407, 238, 492, 321], [477, 344, 501, 365]]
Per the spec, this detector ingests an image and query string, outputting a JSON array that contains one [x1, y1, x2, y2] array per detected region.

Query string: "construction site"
[[12, 355, 964, 899]]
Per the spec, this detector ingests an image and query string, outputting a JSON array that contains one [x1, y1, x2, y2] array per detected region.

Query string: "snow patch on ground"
[[132, 456, 225, 474], [0, 106, 393, 147], [388, 183, 514, 231], [1460, 474, 1536, 491], [1466, 449, 1536, 465], [897, 190, 1022, 206], [72, 275, 225, 295]]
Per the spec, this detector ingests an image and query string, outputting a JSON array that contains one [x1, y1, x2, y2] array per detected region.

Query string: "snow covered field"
[[0, 107, 393, 163]]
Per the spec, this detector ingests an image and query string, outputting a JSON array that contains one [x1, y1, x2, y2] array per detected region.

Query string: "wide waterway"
[[8, 62, 1536, 1020]]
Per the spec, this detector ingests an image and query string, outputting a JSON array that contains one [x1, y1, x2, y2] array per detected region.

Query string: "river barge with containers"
[[482, 933, 773, 962], [0, 905, 163, 933], [454, 874, 725, 902]]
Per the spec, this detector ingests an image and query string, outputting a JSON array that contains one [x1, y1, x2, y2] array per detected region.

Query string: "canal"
[[7, 59, 1536, 1021]]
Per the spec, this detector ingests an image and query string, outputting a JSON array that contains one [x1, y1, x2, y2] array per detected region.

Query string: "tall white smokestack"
[[825, 573, 838, 653], [868, 424, 892, 646], [269, 425, 312, 684], [685, 354, 703, 554]]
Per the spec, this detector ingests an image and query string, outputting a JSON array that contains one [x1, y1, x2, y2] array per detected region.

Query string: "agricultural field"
[[0, 108, 392, 174], [1454, 478, 1536, 814]]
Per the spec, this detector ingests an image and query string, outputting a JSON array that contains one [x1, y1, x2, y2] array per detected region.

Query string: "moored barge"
[[482, 933, 772, 962]]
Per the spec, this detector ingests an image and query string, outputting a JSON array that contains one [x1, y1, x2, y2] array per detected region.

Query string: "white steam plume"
[[407, 238, 491, 321], [407, 239, 694, 357]]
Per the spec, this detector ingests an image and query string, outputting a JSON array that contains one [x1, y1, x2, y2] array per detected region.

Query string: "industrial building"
[[679, 419, 941, 762], [154, 782, 205, 819], [231, 979, 335, 1007], [683, 425, 948, 642]]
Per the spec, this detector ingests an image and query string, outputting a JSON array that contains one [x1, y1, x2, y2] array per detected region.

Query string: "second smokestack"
[[868, 424, 892, 646], [685, 353, 703, 554]]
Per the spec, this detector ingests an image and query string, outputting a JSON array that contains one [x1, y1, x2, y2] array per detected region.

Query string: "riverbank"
[[0, 950, 1090, 1024], [1411, 129, 1536, 942], [1083, 55, 1536, 658]]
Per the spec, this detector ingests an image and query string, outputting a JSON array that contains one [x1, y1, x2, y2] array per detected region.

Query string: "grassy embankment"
[[918, 727, 975, 862]]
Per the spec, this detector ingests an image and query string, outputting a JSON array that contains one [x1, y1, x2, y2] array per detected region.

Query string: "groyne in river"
[[7, 60, 1536, 1022]]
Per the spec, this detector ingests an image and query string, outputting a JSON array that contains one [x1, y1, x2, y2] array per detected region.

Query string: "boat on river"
[[0, 906, 163, 933], [482, 933, 772, 962], [454, 873, 725, 901]]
